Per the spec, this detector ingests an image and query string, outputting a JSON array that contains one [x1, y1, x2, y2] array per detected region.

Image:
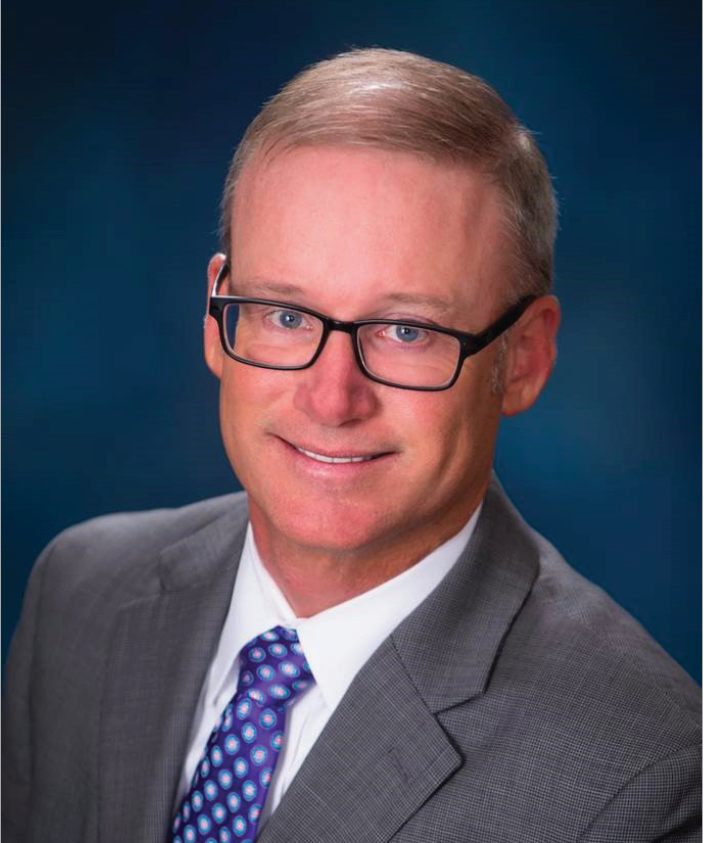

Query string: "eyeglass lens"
[[225, 302, 324, 367], [223, 302, 462, 388]]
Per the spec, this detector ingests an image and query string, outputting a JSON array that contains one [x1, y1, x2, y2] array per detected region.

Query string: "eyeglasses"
[[209, 262, 535, 391]]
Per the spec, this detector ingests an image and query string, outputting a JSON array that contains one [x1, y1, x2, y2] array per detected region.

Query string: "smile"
[[295, 446, 377, 464]]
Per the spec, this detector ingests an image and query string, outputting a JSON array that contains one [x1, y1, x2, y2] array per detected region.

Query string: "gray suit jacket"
[[3, 478, 701, 842]]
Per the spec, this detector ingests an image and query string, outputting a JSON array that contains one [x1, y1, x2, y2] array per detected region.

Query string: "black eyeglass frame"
[[209, 261, 537, 391]]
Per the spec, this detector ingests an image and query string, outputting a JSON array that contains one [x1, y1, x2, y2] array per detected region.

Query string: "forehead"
[[230, 146, 509, 318]]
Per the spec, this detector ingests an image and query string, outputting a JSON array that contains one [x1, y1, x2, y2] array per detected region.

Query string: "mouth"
[[277, 436, 394, 466], [294, 446, 379, 464]]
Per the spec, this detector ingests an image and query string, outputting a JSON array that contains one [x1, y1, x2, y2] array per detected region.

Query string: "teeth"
[[296, 447, 375, 464]]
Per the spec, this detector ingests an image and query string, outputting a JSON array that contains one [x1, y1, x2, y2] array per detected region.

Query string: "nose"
[[293, 330, 379, 426]]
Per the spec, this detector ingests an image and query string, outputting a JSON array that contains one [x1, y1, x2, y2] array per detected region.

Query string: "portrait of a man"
[[3, 32, 700, 843]]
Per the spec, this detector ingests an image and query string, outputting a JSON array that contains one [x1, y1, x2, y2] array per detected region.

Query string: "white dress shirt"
[[178, 504, 481, 823]]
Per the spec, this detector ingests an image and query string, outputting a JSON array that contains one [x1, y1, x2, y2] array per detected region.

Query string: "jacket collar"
[[393, 475, 540, 712], [157, 494, 249, 592]]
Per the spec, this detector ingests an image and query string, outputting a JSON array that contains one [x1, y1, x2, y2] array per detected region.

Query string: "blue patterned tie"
[[170, 626, 314, 843]]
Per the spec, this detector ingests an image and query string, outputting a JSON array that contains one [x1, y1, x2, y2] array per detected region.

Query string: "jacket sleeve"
[[578, 744, 702, 843], [2, 539, 56, 843]]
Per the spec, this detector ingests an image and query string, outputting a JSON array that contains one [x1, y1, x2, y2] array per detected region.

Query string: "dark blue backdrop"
[[3, 0, 701, 680]]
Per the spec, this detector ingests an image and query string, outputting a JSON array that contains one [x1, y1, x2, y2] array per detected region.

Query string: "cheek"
[[219, 365, 284, 422], [395, 393, 468, 463], [219, 368, 247, 430], [407, 372, 497, 466], [218, 367, 269, 462]]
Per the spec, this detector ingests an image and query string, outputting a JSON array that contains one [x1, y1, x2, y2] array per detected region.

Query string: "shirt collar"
[[210, 505, 481, 711]]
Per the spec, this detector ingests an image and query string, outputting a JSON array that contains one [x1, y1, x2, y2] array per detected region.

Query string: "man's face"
[[206, 146, 511, 563]]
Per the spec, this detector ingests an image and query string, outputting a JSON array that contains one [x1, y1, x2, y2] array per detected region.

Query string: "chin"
[[252, 491, 398, 556]]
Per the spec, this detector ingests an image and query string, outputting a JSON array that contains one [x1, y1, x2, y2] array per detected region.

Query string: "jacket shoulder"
[[486, 523, 702, 832], [525, 528, 700, 725], [35, 492, 249, 605], [431, 488, 701, 841]]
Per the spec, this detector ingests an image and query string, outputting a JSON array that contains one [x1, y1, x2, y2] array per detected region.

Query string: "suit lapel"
[[393, 476, 540, 713], [98, 499, 249, 843], [261, 477, 539, 843], [259, 640, 462, 843]]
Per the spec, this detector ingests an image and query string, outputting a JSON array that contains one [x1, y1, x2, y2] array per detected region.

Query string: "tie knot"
[[236, 625, 314, 708]]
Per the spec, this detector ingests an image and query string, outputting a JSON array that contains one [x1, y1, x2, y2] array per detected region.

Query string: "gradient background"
[[3, 0, 701, 680]]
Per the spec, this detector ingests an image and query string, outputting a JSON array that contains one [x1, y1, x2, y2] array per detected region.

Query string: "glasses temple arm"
[[210, 260, 231, 297], [465, 295, 537, 352]]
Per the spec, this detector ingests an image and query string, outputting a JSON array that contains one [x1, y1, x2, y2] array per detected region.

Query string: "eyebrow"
[[374, 292, 456, 319], [231, 277, 312, 299], [231, 277, 457, 320]]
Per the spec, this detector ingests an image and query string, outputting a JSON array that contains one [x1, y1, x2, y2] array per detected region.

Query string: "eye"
[[266, 309, 306, 330], [383, 324, 430, 344]]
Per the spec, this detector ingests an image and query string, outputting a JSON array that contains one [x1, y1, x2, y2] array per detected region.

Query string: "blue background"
[[3, 0, 701, 680]]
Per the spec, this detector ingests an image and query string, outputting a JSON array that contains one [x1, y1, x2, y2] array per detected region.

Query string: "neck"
[[248, 496, 484, 618]]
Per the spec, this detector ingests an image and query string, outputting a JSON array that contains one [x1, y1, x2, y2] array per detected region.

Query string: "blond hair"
[[220, 48, 557, 301]]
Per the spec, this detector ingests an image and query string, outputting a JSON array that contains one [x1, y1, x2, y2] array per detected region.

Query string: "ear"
[[204, 252, 227, 380], [500, 295, 560, 417]]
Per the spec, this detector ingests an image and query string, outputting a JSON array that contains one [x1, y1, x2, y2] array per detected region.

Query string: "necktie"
[[170, 625, 314, 843]]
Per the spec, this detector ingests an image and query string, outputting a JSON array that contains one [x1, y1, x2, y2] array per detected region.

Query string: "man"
[[3, 48, 700, 843]]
